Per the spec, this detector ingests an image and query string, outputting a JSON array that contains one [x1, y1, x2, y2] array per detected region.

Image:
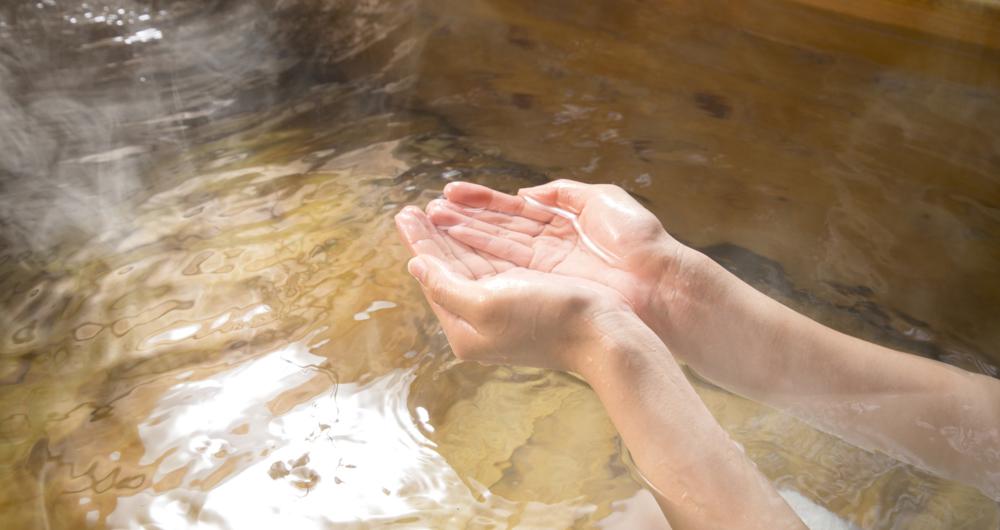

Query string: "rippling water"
[[1, 1, 998, 528]]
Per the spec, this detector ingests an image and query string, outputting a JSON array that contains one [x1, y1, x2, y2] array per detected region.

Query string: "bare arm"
[[654, 251, 1000, 501], [435, 179, 1000, 500], [583, 312, 806, 530], [395, 205, 805, 529]]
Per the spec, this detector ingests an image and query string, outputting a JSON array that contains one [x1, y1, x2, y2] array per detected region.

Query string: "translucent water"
[[522, 195, 619, 265], [1, 1, 998, 528]]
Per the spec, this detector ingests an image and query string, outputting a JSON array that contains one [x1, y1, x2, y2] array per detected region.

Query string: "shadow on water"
[[0, 0, 998, 528]]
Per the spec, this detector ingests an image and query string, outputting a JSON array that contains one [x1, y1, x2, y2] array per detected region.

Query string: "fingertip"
[[395, 207, 438, 249], [397, 206, 424, 226], [426, 198, 448, 212], [394, 209, 416, 236], [443, 181, 472, 201], [443, 182, 490, 205], [407, 256, 428, 284], [426, 201, 464, 226], [397, 205, 423, 222]]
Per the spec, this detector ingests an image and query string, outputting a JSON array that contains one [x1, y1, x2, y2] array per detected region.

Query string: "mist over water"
[[0, 0, 413, 253], [0, 1, 998, 528]]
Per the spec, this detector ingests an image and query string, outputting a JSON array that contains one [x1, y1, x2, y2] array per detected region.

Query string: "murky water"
[[1, 1, 998, 528]]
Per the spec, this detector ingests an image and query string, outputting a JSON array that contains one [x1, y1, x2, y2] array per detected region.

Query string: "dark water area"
[[1, 0, 998, 528]]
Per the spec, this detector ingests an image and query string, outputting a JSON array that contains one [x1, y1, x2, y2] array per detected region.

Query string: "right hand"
[[431, 179, 701, 326]]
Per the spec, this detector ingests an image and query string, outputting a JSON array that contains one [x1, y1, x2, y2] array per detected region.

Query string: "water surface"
[[1, 1, 998, 528]]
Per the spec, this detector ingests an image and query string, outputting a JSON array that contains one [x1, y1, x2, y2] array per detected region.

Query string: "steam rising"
[[0, 0, 378, 253]]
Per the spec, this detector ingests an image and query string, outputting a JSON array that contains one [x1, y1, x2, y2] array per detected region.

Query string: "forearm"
[[582, 313, 805, 530], [652, 249, 1000, 499]]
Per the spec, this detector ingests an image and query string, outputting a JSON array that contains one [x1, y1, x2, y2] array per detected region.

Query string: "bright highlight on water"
[[0, 0, 998, 528]]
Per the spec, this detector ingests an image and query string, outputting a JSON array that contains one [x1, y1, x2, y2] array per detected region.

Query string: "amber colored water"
[[1, 1, 998, 528]]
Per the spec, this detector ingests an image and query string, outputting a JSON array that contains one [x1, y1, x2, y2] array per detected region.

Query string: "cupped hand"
[[394, 205, 632, 374], [428, 179, 692, 322]]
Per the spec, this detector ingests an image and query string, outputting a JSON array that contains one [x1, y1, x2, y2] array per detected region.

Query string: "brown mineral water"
[[0, 1, 998, 528]]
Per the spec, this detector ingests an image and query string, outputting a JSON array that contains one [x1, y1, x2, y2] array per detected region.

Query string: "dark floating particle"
[[693, 91, 732, 119]]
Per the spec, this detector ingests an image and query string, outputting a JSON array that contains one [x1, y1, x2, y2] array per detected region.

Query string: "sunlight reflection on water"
[[109, 346, 613, 528], [1, 0, 999, 528]]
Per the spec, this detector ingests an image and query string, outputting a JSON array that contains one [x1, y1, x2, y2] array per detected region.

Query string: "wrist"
[[574, 309, 666, 385], [642, 242, 795, 392], [639, 242, 720, 349]]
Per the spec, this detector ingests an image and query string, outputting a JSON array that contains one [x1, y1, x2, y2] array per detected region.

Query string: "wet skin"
[[395, 194, 807, 530], [397, 179, 1000, 528]]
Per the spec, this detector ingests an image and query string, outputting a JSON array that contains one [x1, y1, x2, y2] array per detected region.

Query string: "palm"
[[396, 198, 644, 313], [396, 203, 633, 371], [425, 190, 649, 309], [396, 203, 590, 291]]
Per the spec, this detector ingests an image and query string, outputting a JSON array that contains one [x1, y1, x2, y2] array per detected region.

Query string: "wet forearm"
[[652, 250, 1000, 499], [581, 313, 805, 530]]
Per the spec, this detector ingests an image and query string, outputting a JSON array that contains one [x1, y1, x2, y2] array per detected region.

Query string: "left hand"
[[395, 205, 633, 374]]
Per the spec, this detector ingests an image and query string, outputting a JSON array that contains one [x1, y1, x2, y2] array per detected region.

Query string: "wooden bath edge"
[[780, 0, 1000, 51]]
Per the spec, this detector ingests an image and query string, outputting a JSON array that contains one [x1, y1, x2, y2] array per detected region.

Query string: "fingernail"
[[394, 212, 414, 232], [408, 258, 427, 284], [427, 198, 447, 212]]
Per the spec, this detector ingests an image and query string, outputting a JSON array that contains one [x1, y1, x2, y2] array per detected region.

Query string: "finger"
[[443, 182, 555, 223], [438, 229, 517, 277], [395, 206, 450, 261], [435, 199, 549, 237], [428, 199, 536, 247], [422, 294, 491, 360], [517, 179, 593, 214], [436, 228, 499, 279], [408, 255, 486, 317], [425, 298, 483, 352], [436, 225, 513, 279], [445, 225, 535, 268], [399, 206, 475, 279], [425, 200, 517, 277]]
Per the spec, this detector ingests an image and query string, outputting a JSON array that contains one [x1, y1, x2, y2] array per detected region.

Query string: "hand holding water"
[[431, 180, 694, 327], [395, 199, 809, 530], [394, 205, 636, 375], [423, 179, 1000, 505]]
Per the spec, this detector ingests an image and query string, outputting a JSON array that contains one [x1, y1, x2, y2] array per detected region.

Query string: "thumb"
[[408, 256, 482, 317], [517, 179, 593, 214]]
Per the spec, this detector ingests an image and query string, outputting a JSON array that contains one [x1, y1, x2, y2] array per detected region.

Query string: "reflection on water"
[[1, 0, 998, 528]]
